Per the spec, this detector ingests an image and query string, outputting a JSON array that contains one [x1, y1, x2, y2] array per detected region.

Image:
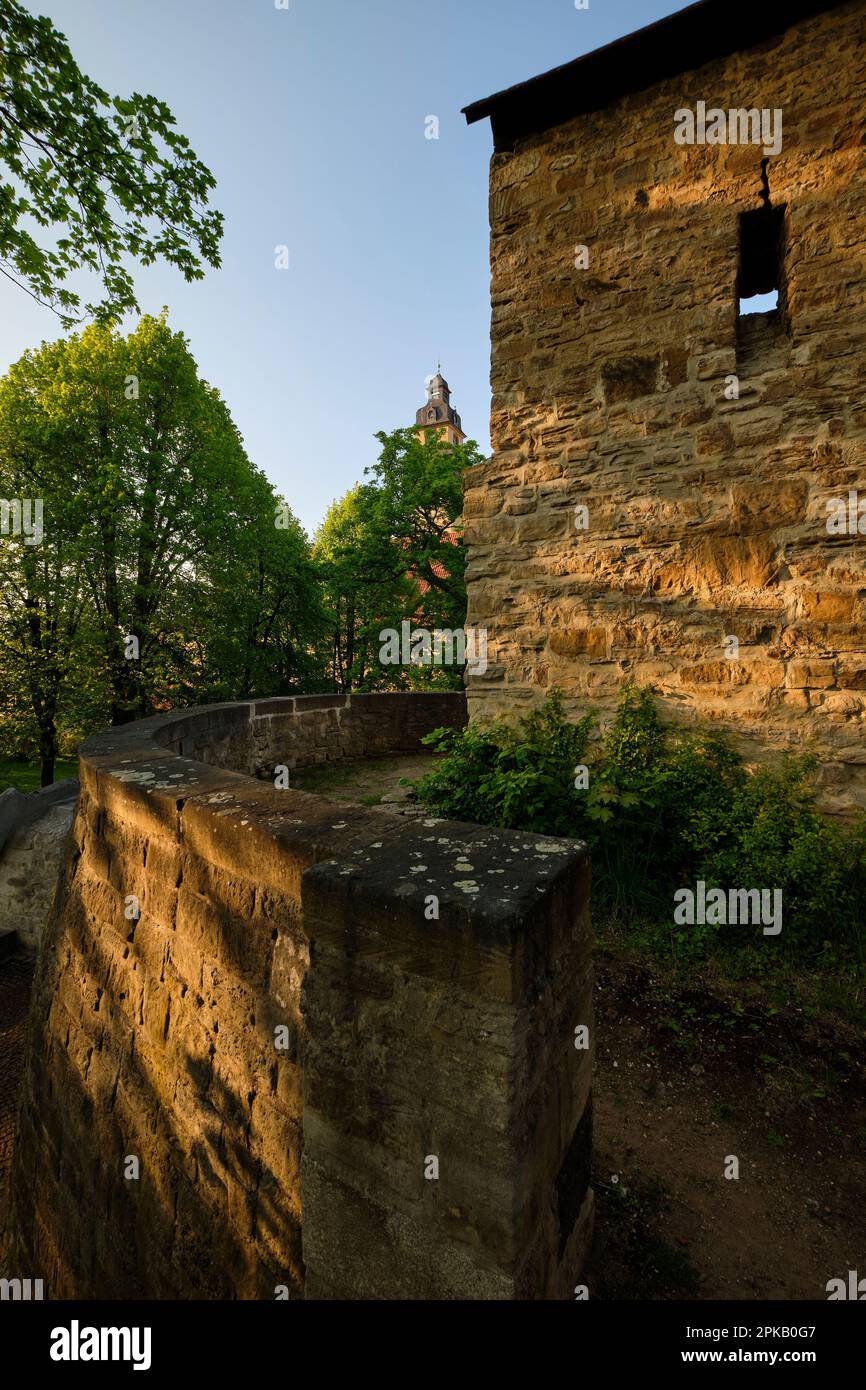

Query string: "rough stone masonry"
[[463, 0, 866, 815], [3, 695, 593, 1300]]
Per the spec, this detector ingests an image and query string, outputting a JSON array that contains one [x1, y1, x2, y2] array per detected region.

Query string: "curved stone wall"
[[0, 782, 78, 950], [4, 693, 593, 1300]]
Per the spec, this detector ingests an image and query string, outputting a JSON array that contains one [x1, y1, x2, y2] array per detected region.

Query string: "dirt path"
[[587, 957, 866, 1300], [289, 753, 436, 808]]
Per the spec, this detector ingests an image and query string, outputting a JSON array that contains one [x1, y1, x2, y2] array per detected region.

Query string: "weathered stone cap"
[[0, 779, 78, 855], [303, 817, 590, 1001], [463, 0, 842, 149]]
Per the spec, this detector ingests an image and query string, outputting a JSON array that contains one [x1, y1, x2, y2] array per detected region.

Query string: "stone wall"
[[4, 693, 593, 1300], [0, 783, 78, 949], [464, 0, 866, 814]]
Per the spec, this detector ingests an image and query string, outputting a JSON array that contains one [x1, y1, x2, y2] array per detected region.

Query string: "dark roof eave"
[[462, 0, 844, 149]]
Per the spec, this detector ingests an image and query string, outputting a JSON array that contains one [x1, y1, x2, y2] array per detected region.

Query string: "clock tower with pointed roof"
[[415, 368, 465, 446]]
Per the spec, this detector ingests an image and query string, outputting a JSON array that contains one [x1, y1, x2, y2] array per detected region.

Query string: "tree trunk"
[[38, 718, 57, 787]]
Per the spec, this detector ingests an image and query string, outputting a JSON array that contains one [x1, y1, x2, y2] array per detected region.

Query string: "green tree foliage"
[[0, 0, 222, 323], [0, 314, 323, 779], [0, 315, 482, 773], [314, 426, 482, 691], [314, 486, 377, 692], [0, 332, 104, 781], [366, 425, 471, 624], [188, 472, 327, 703]]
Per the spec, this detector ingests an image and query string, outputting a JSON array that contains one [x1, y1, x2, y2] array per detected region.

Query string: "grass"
[[0, 757, 79, 794], [594, 911, 865, 1027], [595, 919, 866, 1130], [288, 753, 438, 806]]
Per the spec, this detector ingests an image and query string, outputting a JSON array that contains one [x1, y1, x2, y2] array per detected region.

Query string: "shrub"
[[419, 688, 593, 837], [417, 685, 866, 957]]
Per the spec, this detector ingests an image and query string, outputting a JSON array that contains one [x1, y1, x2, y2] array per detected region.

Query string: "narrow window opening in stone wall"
[[737, 205, 786, 315], [740, 287, 779, 314], [736, 183, 788, 366]]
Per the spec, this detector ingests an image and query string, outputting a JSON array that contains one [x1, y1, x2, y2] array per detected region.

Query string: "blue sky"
[[2, 0, 686, 536]]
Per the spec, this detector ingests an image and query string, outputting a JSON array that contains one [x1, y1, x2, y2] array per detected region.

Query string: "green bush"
[[419, 689, 593, 837], [418, 686, 866, 957]]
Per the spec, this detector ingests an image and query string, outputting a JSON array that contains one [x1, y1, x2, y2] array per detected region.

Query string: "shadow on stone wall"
[[3, 694, 594, 1300]]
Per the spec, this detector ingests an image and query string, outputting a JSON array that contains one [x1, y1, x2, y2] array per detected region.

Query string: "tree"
[[0, 335, 102, 782], [0, 0, 222, 324], [0, 314, 324, 769], [30, 314, 256, 723], [314, 427, 482, 692], [314, 487, 378, 692], [365, 425, 476, 624], [188, 471, 329, 703]]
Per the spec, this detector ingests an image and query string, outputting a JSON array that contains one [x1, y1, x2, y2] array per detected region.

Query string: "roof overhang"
[[462, 0, 848, 150]]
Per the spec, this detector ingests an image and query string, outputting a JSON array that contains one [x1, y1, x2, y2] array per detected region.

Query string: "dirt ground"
[[1, 753, 863, 1299], [587, 953, 866, 1300], [289, 753, 436, 807]]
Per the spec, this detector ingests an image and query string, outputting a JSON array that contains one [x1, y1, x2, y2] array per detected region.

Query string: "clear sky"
[[2, 0, 686, 536]]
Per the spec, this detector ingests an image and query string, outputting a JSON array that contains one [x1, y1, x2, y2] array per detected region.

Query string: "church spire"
[[416, 368, 464, 445]]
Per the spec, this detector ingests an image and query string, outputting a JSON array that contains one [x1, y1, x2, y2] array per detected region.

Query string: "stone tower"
[[462, 0, 866, 816], [416, 370, 466, 446]]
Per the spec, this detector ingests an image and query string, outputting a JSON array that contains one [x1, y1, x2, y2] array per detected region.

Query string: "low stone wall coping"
[[7, 690, 594, 1300]]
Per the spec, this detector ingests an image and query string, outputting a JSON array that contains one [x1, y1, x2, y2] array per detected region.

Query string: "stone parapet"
[[3, 693, 593, 1300]]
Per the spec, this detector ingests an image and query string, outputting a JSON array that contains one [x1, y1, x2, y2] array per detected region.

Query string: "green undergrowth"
[[0, 757, 79, 794], [417, 686, 866, 1004]]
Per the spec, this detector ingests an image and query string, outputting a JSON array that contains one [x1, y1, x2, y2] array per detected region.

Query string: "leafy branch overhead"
[[0, 0, 223, 323]]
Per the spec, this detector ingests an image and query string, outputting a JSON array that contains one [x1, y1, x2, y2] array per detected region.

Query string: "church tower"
[[415, 369, 465, 446]]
